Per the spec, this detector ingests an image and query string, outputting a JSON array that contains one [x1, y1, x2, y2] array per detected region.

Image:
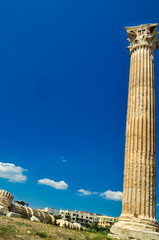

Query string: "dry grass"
[[0, 215, 112, 240]]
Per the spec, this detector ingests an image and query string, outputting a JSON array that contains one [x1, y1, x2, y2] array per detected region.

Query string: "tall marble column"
[[109, 24, 159, 240]]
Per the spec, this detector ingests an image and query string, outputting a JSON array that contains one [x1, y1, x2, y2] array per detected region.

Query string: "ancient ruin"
[[109, 24, 159, 240], [0, 189, 85, 231], [0, 189, 55, 224]]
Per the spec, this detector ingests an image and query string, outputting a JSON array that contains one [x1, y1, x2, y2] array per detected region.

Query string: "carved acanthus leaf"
[[125, 24, 159, 53]]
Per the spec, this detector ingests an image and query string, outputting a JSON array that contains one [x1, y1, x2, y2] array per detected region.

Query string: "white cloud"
[[157, 204, 159, 206], [60, 156, 67, 163], [100, 190, 123, 201], [38, 178, 68, 190], [78, 189, 98, 196], [0, 162, 27, 183], [62, 159, 67, 163]]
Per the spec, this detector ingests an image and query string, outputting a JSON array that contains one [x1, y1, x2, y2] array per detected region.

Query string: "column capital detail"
[[125, 23, 159, 54]]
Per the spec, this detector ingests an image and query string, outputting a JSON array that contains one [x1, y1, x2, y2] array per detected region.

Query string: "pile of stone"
[[56, 219, 82, 230], [0, 189, 86, 231], [56, 219, 86, 231], [0, 190, 54, 224]]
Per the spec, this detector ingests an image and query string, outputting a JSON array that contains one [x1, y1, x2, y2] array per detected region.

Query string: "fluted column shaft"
[[122, 45, 156, 219], [109, 24, 159, 240]]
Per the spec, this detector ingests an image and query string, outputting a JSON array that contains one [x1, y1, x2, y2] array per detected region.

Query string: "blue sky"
[[0, 0, 159, 219]]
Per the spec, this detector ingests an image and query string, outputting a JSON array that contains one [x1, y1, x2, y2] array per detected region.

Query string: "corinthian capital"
[[125, 23, 159, 54]]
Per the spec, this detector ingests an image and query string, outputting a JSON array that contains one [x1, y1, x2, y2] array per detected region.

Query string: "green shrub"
[[54, 215, 61, 220], [83, 222, 110, 234]]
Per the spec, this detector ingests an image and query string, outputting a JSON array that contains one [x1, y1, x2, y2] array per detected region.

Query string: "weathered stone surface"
[[109, 23, 159, 240], [50, 214, 55, 224], [73, 222, 81, 230], [110, 225, 159, 240], [9, 203, 54, 224], [0, 190, 14, 214], [0, 205, 8, 215], [0, 190, 55, 225], [56, 219, 66, 227], [56, 220, 81, 230], [9, 204, 28, 218], [30, 216, 40, 222], [66, 221, 73, 228], [7, 212, 21, 218]]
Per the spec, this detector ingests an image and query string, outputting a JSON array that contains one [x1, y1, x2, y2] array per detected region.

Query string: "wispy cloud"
[[60, 156, 67, 163], [77, 188, 122, 201], [100, 190, 123, 201], [157, 204, 159, 206], [77, 189, 98, 196], [0, 162, 27, 183], [38, 178, 68, 190]]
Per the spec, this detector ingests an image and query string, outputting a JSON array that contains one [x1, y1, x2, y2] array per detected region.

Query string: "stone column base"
[[108, 215, 159, 240]]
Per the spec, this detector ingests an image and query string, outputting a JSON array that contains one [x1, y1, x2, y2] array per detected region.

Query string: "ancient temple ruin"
[[0, 189, 55, 224], [109, 24, 159, 240]]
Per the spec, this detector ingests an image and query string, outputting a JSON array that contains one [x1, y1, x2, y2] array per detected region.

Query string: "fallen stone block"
[[30, 216, 40, 222], [56, 219, 66, 227], [73, 222, 81, 230], [0, 205, 7, 215], [7, 212, 21, 218]]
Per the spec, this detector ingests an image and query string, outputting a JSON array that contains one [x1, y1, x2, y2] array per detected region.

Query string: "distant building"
[[42, 207, 58, 216], [59, 209, 98, 225], [96, 215, 118, 227]]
